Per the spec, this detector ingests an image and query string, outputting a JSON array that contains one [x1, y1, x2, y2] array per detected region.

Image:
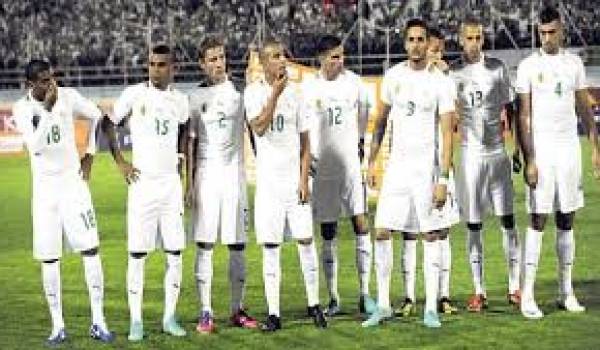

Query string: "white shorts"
[[312, 173, 366, 223], [128, 174, 185, 253], [456, 149, 514, 223], [32, 174, 99, 260], [254, 184, 313, 244], [375, 178, 448, 233], [191, 165, 248, 245], [526, 141, 584, 214]]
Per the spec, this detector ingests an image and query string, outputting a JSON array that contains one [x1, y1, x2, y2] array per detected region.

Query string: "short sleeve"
[[499, 63, 514, 105], [243, 83, 265, 122], [69, 88, 102, 120], [112, 85, 136, 125], [514, 59, 531, 94], [574, 56, 587, 90], [437, 77, 455, 115], [380, 70, 394, 106], [178, 93, 190, 124]]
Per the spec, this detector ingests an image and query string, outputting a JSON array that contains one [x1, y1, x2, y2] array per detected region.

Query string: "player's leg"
[[162, 249, 185, 336], [466, 221, 487, 312], [423, 231, 441, 328], [127, 252, 147, 341], [500, 214, 521, 305], [261, 242, 282, 332], [555, 211, 584, 312], [41, 258, 66, 346], [80, 248, 114, 342], [228, 243, 259, 328], [321, 221, 340, 315], [437, 228, 457, 314], [398, 232, 418, 317], [521, 213, 547, 319], [351, 214, 375, 314], [194, 242, 215, 333], [362, 229, 393, 327]]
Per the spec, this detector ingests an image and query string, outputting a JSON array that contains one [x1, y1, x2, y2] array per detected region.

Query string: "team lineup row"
[[12, 5, 600, 346]]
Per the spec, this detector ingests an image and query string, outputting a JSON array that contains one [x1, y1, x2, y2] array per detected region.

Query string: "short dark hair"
[[25, 59, 51, 81], [405, 18, 428, 36], [151, 44, 173, 59], [316, 35, 342, 56], [539, 6, 560, 24], [462, 14, 482, 28], [259, 39, 284, 63], [428, 27, 444, 40], [198, 36, 225, 60]]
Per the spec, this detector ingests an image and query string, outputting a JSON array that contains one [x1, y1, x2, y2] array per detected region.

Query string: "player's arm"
[[505, 101, 522, 172], [575, 88, 600, 177], [366, 104, 391, 188], [517, 92, 538, 188], [358, 81, 370, 163], [71, 89, 104, 180], [185, 116, 197, 207], [299, 131, 311, 203], [177, 121, 188, 178], [14, 82, 58, 154], [248, 75, 287, 136]]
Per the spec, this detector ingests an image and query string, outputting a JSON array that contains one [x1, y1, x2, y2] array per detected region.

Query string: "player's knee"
[[351, 215, 368, 235], [321, 222, 338, 240], [165, 250, 181, 256], [438, 228, 449, 240], [467, 222, 483, 231], [80, 247, 98, 256], [423, 232, 438, 242], [555, 211, 575, 231], [130, 252, 147, 259], [228, 243, 245, 251], [530, 214, 547, 231], [297, 238, 313, 245], [500, 215, 515, 229], [375, 229, 391, 240], [402, 232, 418, 241], [42, 259, 59, 264], [264, 243, 279, 249], [197, 242, 214, 250]]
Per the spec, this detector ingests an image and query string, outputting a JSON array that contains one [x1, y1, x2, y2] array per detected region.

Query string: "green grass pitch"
[[0, 143, 599, 349]]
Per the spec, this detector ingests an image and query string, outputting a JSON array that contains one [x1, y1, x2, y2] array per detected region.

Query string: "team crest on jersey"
[[201, 103, 207, 113]]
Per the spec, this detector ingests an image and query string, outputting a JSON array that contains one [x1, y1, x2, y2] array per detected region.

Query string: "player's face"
[[262, 44, 287, 80], [28, 69, 55, 101], [405, 26, 428, 64], [200, 46, 226, 84], [148, 53, 173, 89], [460, 25, 484, 61], [320, 45, 344, 80], [427, 37, 444, 62], [538, 20, 563, 54]]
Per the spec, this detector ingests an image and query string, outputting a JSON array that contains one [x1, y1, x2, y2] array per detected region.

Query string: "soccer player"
[[244, 40, 327, 331], [363, 19, 455, 328], [13, 59, 114, 345], [186, 36, 258, 334], [302, 35, 375, 316], [449, 16, 522, 312], [516, 6, 599, 319], [424, 28, 460, 315], [101, 45, 188, 340]]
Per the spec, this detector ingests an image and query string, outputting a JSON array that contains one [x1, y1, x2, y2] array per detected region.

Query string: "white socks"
[[501, 227, 521, 293], [423, 240, 441, 314], [375, 239, 393, 310], [229, 249, 246, 313], [297, 242, 319, 307], [523, 227, 543, 302], [163, 253, 182, 323], [42, 261, 64, 334], [355, 234, 372, 296], [438, 237, 451, 299], [556, 229, 574, 298], [401, 239, 417, 301], [127, 255, 146, 324], [467, 228, 485, 295], [262, 246, 281, 316], [82, 254, 106, 328], [322, 239, 339, 301], [195, 247, 213, 314]]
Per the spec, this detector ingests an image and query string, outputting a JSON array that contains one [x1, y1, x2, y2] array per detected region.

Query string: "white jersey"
[[515, 49, 586, 144], [244, 81, 309, 187], [13, 87, 101, 178], [381, 61, 455, 180], [450, 54, 513, 153], [112, 82, 189, 176], [188, 80, 244, 167], [303, 69, 368, 178]]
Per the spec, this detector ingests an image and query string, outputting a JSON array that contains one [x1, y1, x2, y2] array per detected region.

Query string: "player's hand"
[[298, 181, 310, 204], [524, 162, 538, 189], [433, 184, 447, 209], [367, 162, 377, 189], [272, 72, 288, 97], [512, 150, 522, 173], [43, 80, 58, 112], [184, 185, 195, 208], [117, 159, 140, 184], [429, 59, 449, 73], [80, 153, 94, 181], [592, 146, 600, 179]]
